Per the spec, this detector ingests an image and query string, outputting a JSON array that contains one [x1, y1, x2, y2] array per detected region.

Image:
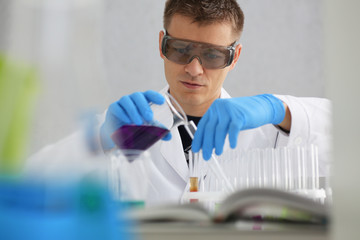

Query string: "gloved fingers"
[[191, 113, 208, 153], [107, 101, 132, 124], [117, 94, 143, 125], [118, 95, 143, 125], [228, 121, 242, 149], [143, 90, 165, 105], [100, 105, 129, 151], [162, 132, 172, 141], [202, 112, 218, 160], [99, 124, 115, 151], [214, 116, 230, 156], [128, 92, 155, 123], [152, 120, 172, 141]]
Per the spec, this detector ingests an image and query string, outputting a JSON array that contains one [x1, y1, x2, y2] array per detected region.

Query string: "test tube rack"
[[183, 145, 329, 205]]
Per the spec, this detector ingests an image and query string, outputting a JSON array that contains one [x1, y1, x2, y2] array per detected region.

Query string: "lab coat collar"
[[160, 128, 189, 182]]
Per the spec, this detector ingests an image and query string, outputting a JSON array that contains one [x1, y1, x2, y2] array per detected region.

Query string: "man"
[[26, 0, 331, 205]]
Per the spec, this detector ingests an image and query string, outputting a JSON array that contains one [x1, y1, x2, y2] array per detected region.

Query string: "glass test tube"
[[189, 177, 199, 203]]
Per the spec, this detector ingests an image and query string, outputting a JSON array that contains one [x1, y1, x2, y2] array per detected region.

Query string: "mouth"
[[181, 81, 203, 89]]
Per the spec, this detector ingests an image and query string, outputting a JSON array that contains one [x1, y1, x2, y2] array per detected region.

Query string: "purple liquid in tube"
[[111, 125, 169, 161]]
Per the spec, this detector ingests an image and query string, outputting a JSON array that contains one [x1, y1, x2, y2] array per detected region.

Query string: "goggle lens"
[[161, 35, 235, 69]]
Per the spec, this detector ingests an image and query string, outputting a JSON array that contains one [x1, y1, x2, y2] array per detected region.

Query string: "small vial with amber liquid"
[[189, 177, 199, 203]]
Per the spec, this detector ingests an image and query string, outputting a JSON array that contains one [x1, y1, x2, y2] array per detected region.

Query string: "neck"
[[168, 89, 222, 117], [181, 102, 210, 117], [181, 92, 221, 117]]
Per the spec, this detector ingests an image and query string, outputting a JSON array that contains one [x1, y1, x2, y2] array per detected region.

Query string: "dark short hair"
[[163, 0, 245, 39]]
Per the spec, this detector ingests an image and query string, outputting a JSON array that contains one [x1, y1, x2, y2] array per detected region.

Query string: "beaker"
[[110, 92, 180, 161], [110, 125, 169, 161], [108, 149, 152, 208]]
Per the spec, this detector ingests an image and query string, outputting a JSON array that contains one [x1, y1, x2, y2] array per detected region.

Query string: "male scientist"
[[27, 0, 331, 205]]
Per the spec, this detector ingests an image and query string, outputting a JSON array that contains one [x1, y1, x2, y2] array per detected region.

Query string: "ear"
[[229, 43, 242, 71], [159, 30, 165, 59]]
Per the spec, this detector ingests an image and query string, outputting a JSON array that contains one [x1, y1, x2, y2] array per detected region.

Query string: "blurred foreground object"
[[0, 55, 38, 174], [0, 56, 133, 239], [0, 177, 132, 240]]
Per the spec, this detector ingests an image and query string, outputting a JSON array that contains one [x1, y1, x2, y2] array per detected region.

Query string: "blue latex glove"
[[100, 90, 172, 151], [192, 94, 286, 160]]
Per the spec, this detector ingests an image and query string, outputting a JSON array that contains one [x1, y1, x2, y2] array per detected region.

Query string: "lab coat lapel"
[[160, 129, 188, 182], [158, 106, 189, 183]]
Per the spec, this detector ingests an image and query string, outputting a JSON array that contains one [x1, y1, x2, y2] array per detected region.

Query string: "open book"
[[126, 188, 329, 225]]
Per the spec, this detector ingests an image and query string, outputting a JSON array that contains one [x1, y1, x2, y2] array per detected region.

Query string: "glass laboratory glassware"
[[111, 125, 169, 161], [108, 92, 185, 207], [108, 149, 152, 208], [110, 92, 179, 161]]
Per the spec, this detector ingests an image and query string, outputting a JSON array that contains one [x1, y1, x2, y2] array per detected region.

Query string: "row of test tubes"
[[185, 145, 327, 203]]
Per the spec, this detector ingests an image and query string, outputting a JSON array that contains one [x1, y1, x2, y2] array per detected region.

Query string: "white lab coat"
[[24, 87, 332, 206]]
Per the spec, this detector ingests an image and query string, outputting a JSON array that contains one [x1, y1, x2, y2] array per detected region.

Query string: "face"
[[159, 14, 242, 116]]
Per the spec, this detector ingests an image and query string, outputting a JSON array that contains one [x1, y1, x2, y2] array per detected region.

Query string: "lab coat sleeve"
[[274, 95, 333, 176], [23, 114, 107, 181]]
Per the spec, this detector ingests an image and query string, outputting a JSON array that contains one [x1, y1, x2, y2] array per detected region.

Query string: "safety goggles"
[[161, 32, 237, 69]]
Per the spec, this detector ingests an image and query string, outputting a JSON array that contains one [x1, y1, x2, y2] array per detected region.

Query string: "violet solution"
[[111, 125, 169, 161]]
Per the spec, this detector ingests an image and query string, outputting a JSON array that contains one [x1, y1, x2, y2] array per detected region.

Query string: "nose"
[[184, 56, 204, 77]]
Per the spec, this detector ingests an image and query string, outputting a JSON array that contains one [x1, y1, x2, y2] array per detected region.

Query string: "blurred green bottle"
[[0, 55, 38, 175]]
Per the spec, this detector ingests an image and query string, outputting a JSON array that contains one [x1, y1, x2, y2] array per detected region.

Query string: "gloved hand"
[[192, 94, 286, 160], [100, 90, 172, 151]]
